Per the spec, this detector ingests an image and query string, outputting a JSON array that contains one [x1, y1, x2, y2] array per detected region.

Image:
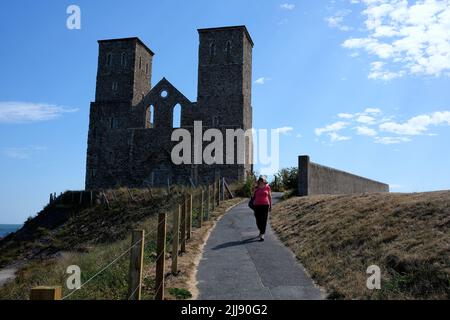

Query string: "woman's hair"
[[257, 175, 268, 184]]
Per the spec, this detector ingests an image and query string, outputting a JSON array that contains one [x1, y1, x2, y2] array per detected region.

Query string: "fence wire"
[[59, 180, 230, 300]]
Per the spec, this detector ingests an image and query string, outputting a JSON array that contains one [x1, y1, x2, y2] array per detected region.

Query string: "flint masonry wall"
[[85, 27, 254, 190], [298, 155, 389, 196]]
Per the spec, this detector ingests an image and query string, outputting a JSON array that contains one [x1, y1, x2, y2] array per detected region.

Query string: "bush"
[[235, 175, 257, 198], [270, 167, 298, 192]]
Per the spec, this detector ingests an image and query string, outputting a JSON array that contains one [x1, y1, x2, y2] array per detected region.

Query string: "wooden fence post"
[[186, 194, 192, 240], [199, 189, 204, 228], [171, 205, 180, 274], [212, 182, 216, 210], [128, 229, 145, 300], [30, 286, 61, 300], [222, 177, 225, 201], [180, 197, 187, 253], [217, 178, 221, 205], [155, 213, 166, 300], [206, 185, 211, 220]]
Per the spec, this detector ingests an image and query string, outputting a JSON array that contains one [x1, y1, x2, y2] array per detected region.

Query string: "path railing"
[[30, 177, 234, 300]]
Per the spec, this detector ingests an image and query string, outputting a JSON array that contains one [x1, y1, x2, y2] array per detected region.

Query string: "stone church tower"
[[85, 26, 253, 189]]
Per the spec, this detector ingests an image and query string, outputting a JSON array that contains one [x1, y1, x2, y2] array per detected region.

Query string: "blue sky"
[[1, 0, 450, 223]]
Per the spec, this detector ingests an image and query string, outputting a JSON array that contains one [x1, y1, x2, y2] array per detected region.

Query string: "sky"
[[1, 0, 450, 223]]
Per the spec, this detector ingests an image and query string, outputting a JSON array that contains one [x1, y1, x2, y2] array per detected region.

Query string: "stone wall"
[[85, 27, 254, 190], [298, 155, 389, 196]]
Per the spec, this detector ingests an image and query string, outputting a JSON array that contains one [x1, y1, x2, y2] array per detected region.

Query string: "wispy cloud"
[[332, 0, 450, 80], [2, 146, 47, 160], [315, 121, 351, 142], [275, 126, 294, 135], [356, 125, 377, 136], [379, 111, 450, 135], [316, 108, 450, 144], [0, 101, 78, 123], [280, 3, 295, 10], [374, 137, 411, 145], [326, 9, 352, 31], [254, 77, 271, 85]]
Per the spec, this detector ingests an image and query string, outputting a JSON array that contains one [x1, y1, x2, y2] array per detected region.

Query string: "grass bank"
[[0, 186, 242, 300], [271, 191, 450, 299]]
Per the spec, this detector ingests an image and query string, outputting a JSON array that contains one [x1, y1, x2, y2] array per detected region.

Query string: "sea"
[[0, 224, 22, 238]]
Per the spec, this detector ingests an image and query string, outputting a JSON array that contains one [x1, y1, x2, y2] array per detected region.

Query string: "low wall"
[[298, 155, 389, 196]]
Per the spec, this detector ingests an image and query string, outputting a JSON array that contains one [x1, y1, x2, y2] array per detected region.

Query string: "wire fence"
[[30, 177, 235, 301]]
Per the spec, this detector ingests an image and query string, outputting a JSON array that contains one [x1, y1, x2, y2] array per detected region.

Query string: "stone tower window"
[[106, 53, 113, 67], [209, 42, 216, 62], [121, 52, 127, 67], [112, 81, 118, 91], [146, 63, 149, 75], [139, 56, 142, 70], [212, 116, 219, 126], [146, 105, 155, 128], [226, 41, 232, 62], [160, 90, 168, 98], [110, 117, 118, 129], [173, 104, 181, 128]]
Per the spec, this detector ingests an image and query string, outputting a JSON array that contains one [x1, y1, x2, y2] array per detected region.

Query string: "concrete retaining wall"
[[298, 155, 389, 196]]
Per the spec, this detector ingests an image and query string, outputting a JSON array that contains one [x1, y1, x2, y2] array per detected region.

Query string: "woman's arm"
[[268, 189, 272, 210]]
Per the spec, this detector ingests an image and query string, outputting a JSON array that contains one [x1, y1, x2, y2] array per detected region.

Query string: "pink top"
[[253, 185, 271, 206]]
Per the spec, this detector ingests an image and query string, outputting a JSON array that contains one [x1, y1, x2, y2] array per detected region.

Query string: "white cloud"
[[275, 126, 294, 135], [280, 3, 295, 10], [374, 136, 412, 144], [379, 111, 450, 135], [338, 113, 354, 119], [329, 132, 351, 142], [2, 146, 47, 160], [337, 0, 450, 79], [356, 114, 376, 124], [364, 107, 381, 114], [315, 121, 349, 136], [330, 132, 351, 141], [316, 108, 450, 145], [326, 9, 353, 31], [254, 77, 271, 85], [0, 101, 78, 123], [315, 121, 351, 143], [356, 125, 377, 136]]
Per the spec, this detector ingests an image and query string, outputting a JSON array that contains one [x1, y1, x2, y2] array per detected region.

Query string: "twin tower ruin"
[[85, 26, 254, 189]]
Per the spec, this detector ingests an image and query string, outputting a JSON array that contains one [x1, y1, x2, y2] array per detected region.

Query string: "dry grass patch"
[[271, 191, 450, 299]]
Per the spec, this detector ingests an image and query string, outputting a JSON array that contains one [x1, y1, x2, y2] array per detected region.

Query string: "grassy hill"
[[271, 191, 450, 299], [0, 186, 242, 300]]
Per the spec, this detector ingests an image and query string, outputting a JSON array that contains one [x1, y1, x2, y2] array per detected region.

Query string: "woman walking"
[[253, 176, 272, 241]]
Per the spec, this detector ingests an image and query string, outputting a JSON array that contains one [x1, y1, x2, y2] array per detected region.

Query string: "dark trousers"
[[254, 205, 269, 234]]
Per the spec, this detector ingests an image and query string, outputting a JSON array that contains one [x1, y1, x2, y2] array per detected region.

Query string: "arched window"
[[145, 105, 155, 128], [139, 56, 142, 70], [106, 53, 113, 67], [121, 52, 127, 67], [173, 104, 181, 128], [226, 41, 232, 62], [209, 42, 216, 62]]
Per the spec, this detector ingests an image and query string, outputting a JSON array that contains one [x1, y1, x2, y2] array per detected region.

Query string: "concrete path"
[[196, 193, 323, 300]]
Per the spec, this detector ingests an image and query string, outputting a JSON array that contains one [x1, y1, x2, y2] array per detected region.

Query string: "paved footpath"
[[196, 193, 323, 300]]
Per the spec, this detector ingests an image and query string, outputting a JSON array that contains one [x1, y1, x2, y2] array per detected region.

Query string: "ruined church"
[[85, 26, 254, 189]]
